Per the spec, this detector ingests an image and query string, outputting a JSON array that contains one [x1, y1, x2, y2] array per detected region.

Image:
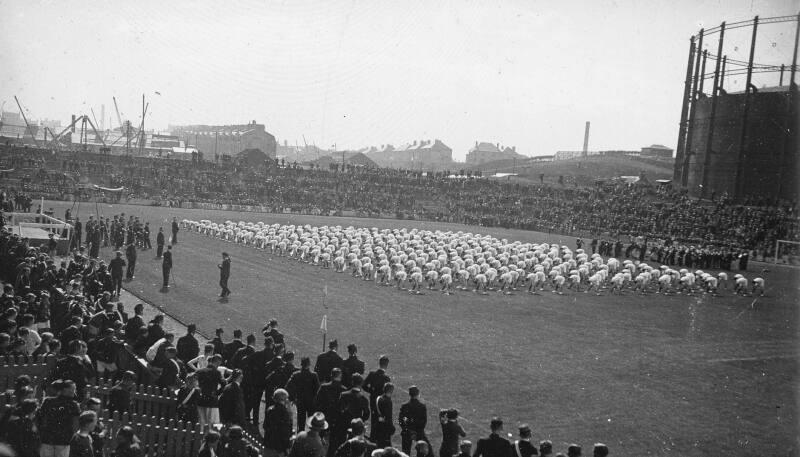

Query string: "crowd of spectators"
[[3, 145, 799, 261]]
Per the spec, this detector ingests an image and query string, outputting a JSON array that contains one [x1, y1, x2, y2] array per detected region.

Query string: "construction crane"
[[14, 96, 40, 147], [113, 96, 124, 132]]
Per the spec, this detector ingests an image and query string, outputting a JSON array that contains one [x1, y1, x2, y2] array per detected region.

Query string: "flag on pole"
[[320, 315, 327, 333]]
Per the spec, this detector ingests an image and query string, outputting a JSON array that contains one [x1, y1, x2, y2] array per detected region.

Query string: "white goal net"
[[775, 240, 800, 266]]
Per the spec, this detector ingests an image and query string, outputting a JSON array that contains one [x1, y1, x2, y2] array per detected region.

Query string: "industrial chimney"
[[582, 121, 590, 157]]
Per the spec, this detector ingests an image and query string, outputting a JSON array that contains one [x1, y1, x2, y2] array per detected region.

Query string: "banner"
[[320, 315, 327, 333], [93, 185, 124, 192]]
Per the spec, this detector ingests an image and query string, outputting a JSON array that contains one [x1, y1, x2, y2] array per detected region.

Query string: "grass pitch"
[[46, 200, 798, 456]]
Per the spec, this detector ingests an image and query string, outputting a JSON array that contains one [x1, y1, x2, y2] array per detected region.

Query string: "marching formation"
[[182, 220, 766, 298]]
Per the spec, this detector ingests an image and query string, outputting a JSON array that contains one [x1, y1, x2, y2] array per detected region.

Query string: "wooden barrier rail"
[[100, 410, 205, 456], [89, 379, 177, 418], [0, 355, 56, 391]]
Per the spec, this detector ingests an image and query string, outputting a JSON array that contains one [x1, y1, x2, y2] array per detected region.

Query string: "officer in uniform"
[[399, 385, 429, 454], [218, 252, 231, 297], [162, 245, 173, 289]]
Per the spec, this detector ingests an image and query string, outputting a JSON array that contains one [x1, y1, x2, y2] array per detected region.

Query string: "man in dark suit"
[[342, 343, 365, 388], [222, 329, 244, 365], [372, 383, 395, 448], [513, 424, 538, 457], [125, 242, 137, 280], [230, 333, 256, 370], [124, 303, 145, 344], [286, 356, 320, 431], [314, 339, 343, 383], [314, 367, 346, 434], [473, 417, 514, 457], [176, 324, 200, 364], [171, 217, 179, 245], [244, 338, 276, 425], [162, 245, 173, 289], [218, 252, 231, 297], [219, 369, 247, 426], [399, 385, 428, 454], [156, 228, 165, 258], [109, 251, 125, 298], [364, 355, 390, 434], [334, 373, 370, 457]]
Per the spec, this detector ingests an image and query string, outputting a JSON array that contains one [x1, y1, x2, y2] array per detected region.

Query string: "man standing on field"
[[219, 252, 231, 297]]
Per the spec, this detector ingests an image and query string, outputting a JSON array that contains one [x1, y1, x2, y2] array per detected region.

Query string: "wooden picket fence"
[[0, 355, 56, 391], [100, 410, 205, 456], [89, 379, 177, 418]]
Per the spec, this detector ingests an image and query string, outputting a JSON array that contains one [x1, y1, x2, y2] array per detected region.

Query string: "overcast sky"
[[0, 0, 796, 160]]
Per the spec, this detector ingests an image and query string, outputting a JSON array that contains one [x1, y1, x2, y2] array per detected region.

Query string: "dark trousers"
[[245, 384, 264, 424], [112, 275, 123, 296], [145, 237, 152, 249], [401, 430, 428, 454], [172, 231, 178, 244], [162, 266, 171, 287], [126, 260, 136, 279], [220, 277, 230, 296], [157, 244, 164, 258], [296, 402, 311, 432]]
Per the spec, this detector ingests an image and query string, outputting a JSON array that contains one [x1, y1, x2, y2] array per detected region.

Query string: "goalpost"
[[775, 240, 800, 266]]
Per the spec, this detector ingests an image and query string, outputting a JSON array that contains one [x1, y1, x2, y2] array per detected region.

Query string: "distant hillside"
[[467, 155, 673, 185]]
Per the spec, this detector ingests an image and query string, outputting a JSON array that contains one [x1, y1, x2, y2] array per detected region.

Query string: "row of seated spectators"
[[3, 145, 799, 257], [0, 220, 610, 457]]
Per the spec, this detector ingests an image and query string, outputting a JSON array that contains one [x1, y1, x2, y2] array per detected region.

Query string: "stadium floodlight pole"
[[777, 13, 800, 199]]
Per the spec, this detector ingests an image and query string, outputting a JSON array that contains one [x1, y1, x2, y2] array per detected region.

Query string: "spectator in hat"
[[473, 417, 513, 457], [289, 412, 328, 457], [513, 425, 538, 457], [538, 441, 553, 457], [176, 324, 200, 364], [332, 418, 375, 457], [334, 373, 370, 457], [341, 343, 365, 389], [315, 339, 344, 383], [566, 445, 581, 457], [219, 369, 247, 427], [399, 385, 428, 455], [439, 409, 465, 457], [263, 388, 293, 455]]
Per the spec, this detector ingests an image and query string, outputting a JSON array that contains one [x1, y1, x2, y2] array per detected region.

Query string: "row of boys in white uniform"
[[181, 219, 766, 297]]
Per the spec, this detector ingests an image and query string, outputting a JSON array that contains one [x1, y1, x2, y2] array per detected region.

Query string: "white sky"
[[0, 0, 796, 160]]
